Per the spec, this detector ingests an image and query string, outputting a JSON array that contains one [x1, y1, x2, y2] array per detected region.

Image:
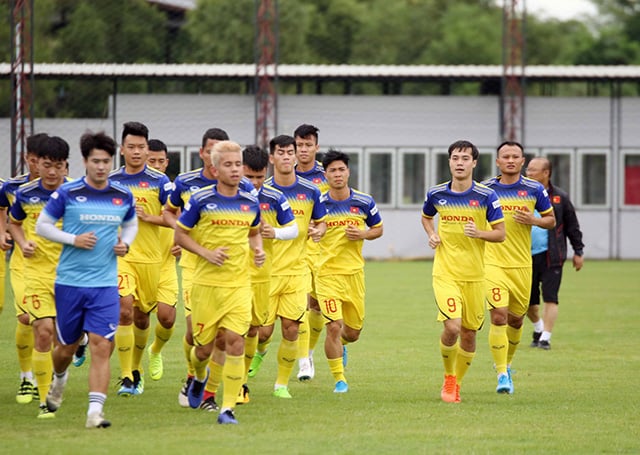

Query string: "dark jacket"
[[545, 183, 584, 267]]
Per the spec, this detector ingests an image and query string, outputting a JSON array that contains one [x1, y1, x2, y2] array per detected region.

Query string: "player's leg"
[[115, 284, 136, 396], [32, 313, 56, 418], [539, 265, 562, 349], [149, 265, 178, 380], [13, 272, 35, 404], [188, 284, 216, 409], [527, 253, 545, 346]]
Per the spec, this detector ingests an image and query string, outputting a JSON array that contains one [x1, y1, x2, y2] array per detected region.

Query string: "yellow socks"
[[116, 324, 134, 380], [221, 354, 243, 410], [16, 321, 34, 375], [276, 338, 297, 386], [183, 336, 195, 377], [328, 357, 346, 383], [440, 340, 458, 376], [150, 324, 174, 354], [455, 347, 475, 383], [132, 325, 150, 372], [308, 310, 325, 352], [489, 324, 508, 375], [507, 324, 523, 364], [244, 333, 258, 383], [296, 311, 309, 359], [206, 358, 224, 395], [32, 349, 52, 405], [190, 347, 209, 382]]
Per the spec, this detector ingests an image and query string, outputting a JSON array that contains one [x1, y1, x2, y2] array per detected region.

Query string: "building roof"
[[2, 63, 640, 81]]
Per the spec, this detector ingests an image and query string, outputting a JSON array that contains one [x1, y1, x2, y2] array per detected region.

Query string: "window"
[[432, 151, 450, 185], [545, 152, 573, 195], [365, 149, 394, 206], [399, 149, 427, 206], [189, 148, 202, 171], [578, 150, 608, 206], [475, 149, 496, 182], [623, 152, 640, 206]]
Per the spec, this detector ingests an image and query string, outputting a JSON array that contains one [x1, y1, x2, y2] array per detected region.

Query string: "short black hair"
[[38, 136, 70, 162], [448, 140, 479, 160], [294, 124, 319, 142], [121, 121, 149, 143], [80, 131, 117, 159], [202, 128, 229, 148], [322, 149, 349, 170], [26, 133, 49, 155], [496, 140, 524, 156], [243, 145, 268, 171], [148, 139, 168, 153], [269, 135, 296, 154]]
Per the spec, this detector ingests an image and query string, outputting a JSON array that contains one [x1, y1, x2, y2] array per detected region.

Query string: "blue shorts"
[[54, 284, 120, 345]]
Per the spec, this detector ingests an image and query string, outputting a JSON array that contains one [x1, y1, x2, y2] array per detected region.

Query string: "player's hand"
[[171, 243, 182, 257], [113, 239, 129, 257], [253, 247, 266, 267], [308, 225, 323, 243], [204, 246, 230, 266], [135, 205, 150, 222], [513, 206, 534, 225], [260, 221, 276, 239], [463, 220, 479, 238], [345, 225, 363, 241], [573, 255, 584, 271], [74, 231, 97, 250], [21, 240, 37, 258], [0, 232, 12, 251], [428, 233, 441, 249]]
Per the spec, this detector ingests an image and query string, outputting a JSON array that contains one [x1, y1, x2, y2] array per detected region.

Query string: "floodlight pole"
[[10, 0, 35, 177], [254, 0, 278, 151], [501, 0, 526, 144]]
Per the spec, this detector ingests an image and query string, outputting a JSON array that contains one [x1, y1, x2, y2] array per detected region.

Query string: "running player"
[[8, 135, 70, 418], [174, 140, 265, 425], [109, 121, 171, 396], [316, 149, 383, 393], [422, 140, 505, 403], [36, 131, 137, 428], [483, 141, 555, 394]]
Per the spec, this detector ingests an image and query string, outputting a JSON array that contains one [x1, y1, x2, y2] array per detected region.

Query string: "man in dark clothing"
[[525, 157, 584, 349]]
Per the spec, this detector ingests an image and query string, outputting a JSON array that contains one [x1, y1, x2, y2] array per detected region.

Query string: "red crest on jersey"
[[260, 203, 270, 210], [518, 190, 528, 197], [140, 181, 150, 188], [469, 200, 479, 207], [112, 198, 123, 206], [297, 193, 307, 200], [313, 178, 322, 184], [350, 206, 360, 214], [552, 195, 561, 204], [241, 204, 250, 212]]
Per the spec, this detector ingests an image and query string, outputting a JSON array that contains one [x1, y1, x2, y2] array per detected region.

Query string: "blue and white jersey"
[[41, 177, 136, 287]]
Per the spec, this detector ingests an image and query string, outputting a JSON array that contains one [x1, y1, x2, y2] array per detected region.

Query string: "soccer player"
[[109, 121, 171, 396], [35, 131, 137, 428], [145, 139, 180, 379], [317, 149, 383, 393], [422, 140, 505, 403], [174, 140, 265, 425], [256, 134, 326, 399], [0, 181, 11, 314], [164, 128, 256, 410], [525, 157, 584, 349], [483, 142, 555, 394], [241, 145, 298, 402], [8, 135, 70, 418], [0, 132, 47, 404], [293, 124, 329, 381]]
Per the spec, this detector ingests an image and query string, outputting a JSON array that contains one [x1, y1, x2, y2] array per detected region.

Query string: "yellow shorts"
[[251, 280, 270, 327], [433, 276, 485, 331], [23, 276, 56, 323], [118, 259, 160, 314], [12, 267, 26, 318], [485, 264, 532, 317], [191, 284, 251, 346], [266, 274, 307, 325], [157, 257, 178, 307], [180, 266, 194, 317], [316, 271, 365, 330]]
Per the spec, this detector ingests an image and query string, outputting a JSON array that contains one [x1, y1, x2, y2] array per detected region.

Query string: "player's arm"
[[0, 207, 12, 251], [136, 205, 170, 227], [261, 220, 299, 240], [174, 224, 229, 266], [163, 204, 179, 229], [7, 218, 37, 258], [35, 211, 97, 249], [465, 220, 505, 243], [308, 219, 326, 242], [249, 227, 266, 267], [345, 223, 383, 241], [421, 215, 441, 249]]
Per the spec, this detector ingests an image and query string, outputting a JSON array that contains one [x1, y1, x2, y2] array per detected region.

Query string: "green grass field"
[[0, 260, 639, 454]]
